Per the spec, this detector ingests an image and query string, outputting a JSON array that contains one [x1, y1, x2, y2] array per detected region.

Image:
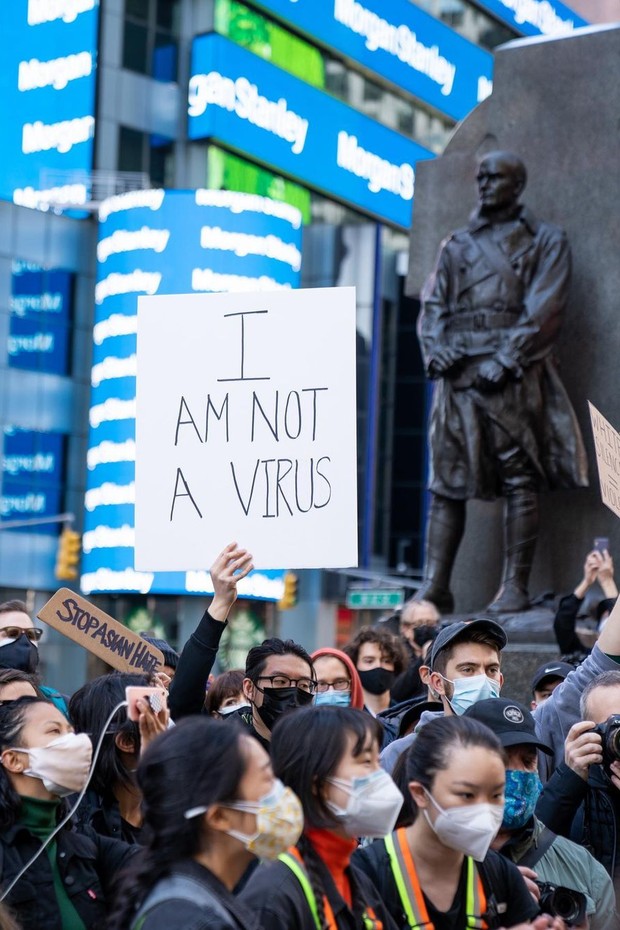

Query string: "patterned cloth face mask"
[[185, 778, 303, 860]]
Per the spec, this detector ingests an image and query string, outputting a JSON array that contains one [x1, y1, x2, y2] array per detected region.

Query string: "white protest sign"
[[589, 401, 620, 518], [135, 287, 358, 570]]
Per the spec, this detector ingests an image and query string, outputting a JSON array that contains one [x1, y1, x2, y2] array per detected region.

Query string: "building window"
[[117, 126, 174, 186], [123, 0, 180, 81]]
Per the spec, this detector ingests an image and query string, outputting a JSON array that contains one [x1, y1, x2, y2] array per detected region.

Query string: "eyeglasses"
[[0, 627, 43, 642], [316, 678, 351, 693], [256, 675, 317, 694]]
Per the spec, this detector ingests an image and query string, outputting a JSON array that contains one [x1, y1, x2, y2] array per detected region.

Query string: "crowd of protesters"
[[0, 541, 618, 929]]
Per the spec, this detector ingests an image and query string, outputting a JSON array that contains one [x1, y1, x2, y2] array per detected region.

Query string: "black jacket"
[[553, 593, 591, 659], [73, 789, 144, 845], [0, 817, 134, 930], [353, 838, 538, 930], [536, 760, 619, 877], [133, 859, 261, 930], [168, 611, 227, 720], [240, 854, 398, 930]]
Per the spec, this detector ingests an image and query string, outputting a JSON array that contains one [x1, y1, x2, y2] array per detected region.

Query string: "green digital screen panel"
[[207, 145, 312, 225], [214, 0, 325, 89]]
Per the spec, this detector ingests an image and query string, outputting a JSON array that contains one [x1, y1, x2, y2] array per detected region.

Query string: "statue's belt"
[[447, 307, 521, 332]]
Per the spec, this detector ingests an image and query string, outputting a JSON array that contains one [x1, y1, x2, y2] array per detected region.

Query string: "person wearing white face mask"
[[355, 715, 565, 930], [0, 696, 134, 930], [106, 716, 303, 930], [240, 706, 403, 929]]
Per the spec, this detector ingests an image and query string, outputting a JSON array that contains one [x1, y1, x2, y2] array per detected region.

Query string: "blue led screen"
[[188, 34, 435, 230], [1, 428, 65, 533], [81, 188, 302, 597], [9, 262, 73, 375], [472, 0, 587, 36], [250, 0, 493, 121], [0, 1, 99, 208]]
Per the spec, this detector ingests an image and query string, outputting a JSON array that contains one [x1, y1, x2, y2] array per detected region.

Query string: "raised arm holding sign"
[[168, 543, 253, 720]]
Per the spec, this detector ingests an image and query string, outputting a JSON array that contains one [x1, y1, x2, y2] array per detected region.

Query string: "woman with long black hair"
[[69, 671, 167, 843], [106, 716, 303, 930], [354, 715, 563, 930], [0, 696, 132, 930], [240, 705, 403, 929]]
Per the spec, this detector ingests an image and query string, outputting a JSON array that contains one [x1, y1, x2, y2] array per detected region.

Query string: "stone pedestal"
[[407, 25, 620, 614]]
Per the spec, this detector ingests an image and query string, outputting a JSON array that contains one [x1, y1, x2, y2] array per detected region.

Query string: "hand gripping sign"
[[38, 589, 164, 675]]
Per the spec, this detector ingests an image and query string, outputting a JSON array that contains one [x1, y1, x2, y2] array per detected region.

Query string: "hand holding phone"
[[125, 686, 168, 722]]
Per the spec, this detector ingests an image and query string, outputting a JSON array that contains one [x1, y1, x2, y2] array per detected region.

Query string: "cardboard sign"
[[134, 287, 358, 571], [589, 401, 620, 519], [37, 589, 164, 675]]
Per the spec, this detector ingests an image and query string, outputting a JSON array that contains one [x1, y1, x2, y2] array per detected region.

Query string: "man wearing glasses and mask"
[[239, 637, 317, 750]]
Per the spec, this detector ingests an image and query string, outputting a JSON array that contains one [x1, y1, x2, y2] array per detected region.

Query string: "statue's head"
[[476, 151, 526, 215]]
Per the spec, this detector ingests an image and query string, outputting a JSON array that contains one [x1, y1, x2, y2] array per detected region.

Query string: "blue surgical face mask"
[[314, 690, 351, 708], [443, 672, 501, 715], [502, 769, 542, 830]]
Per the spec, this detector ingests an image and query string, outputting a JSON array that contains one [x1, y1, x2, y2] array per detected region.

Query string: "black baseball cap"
[[530, 660, 574, 693], [464, 697, 553, 755], [429, 618, 507, 669]]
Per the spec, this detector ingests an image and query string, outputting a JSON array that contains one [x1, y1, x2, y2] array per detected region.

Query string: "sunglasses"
[[0, 627, 43, 642]]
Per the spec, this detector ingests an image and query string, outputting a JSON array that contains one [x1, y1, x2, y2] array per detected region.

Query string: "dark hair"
[[431, 630, 502, 678], [140, 634, 180, 671], [205, 668, 245, 715], [245, 637, 314, 683], [391, 749, 416, 829], [0, 696, 55, 828], [271, 706, 383, 930], [0, 601, 29, 617], [0, 669, 43, 700], [343, 626, 407, 676], [69, 672, 151, 800], [405, 715, 506, 820], [106, 717, 247, 930]]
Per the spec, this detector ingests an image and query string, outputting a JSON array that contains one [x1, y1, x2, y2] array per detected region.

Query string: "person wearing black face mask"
[[344, 627, 407, 721], [0, 600, 69, 717], [236, 639, 316, 750], [0, 601, 41, 676]]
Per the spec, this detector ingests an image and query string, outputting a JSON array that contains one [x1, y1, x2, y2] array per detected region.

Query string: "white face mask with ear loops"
[[423, 789, 504, 861], [4, 732, 93, 797], [326, 769, 403, 838]]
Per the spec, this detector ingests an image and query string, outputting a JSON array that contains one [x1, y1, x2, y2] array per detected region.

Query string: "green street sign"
[[346, 589, 404, 610]]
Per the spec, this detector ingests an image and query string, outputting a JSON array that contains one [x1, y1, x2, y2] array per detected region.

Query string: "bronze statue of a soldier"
[[416, 151, 588, 614]]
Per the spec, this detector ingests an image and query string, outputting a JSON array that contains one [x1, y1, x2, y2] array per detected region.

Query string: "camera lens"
[[609, 726, 620, 761], [550, 888, 581, 923]]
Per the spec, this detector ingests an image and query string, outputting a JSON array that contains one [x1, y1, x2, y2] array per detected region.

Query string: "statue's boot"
[[487, 490, 538, 614], [414, 495, 465, 613]]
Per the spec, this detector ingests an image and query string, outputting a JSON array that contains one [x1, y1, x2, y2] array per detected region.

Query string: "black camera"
[[593, 713, 620, 767], [536, 882, 587, 926]]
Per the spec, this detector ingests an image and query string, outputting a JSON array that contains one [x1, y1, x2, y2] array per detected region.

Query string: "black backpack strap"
[[516, 826, 557, 870]]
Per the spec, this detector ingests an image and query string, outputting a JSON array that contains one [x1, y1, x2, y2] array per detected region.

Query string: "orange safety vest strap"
[[279, 846, 338, 930], [384, 829, 487, 930]]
